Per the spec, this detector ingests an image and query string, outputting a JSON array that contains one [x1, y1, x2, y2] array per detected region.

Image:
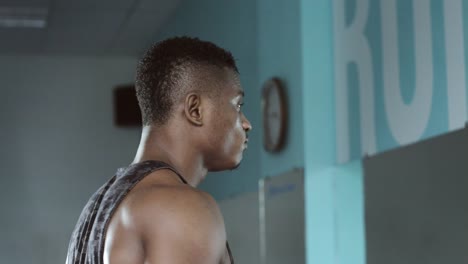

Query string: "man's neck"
[[132, 125, 207, 187]]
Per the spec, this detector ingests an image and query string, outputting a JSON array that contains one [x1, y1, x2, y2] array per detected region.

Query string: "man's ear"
[[184, 93, 203, 126]]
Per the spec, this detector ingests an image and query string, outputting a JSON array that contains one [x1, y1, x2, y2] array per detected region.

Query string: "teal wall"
[[155, 0, 261, 199], [301, 1, 335, 262], [302, 1, 365, 263], [258, 0, 304, 177]]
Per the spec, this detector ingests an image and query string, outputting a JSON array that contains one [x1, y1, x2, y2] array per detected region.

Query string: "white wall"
[[0, 55, 139, 263]]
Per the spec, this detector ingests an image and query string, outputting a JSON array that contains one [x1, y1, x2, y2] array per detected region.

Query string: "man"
[[66, 37, 252, 264]]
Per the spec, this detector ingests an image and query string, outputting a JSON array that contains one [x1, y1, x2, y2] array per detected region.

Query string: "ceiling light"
[[0, 7, 48, 28]]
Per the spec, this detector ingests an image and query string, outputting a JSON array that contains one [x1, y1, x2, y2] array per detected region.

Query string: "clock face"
[[262, 78, 286, 152], [266, 85, 281, 144]]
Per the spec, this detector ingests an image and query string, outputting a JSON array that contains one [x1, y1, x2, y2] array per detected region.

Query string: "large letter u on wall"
[[381, 0, 433, 145]]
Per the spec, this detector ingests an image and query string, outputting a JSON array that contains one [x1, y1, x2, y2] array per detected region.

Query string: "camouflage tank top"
[[66, 160, 234, 263]]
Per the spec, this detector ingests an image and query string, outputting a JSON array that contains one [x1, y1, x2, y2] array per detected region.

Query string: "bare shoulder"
[[118, 169, 227, 263], [104, 169, 226, 263], [129, 178, 223, 228], [128, 169, 222, 222]]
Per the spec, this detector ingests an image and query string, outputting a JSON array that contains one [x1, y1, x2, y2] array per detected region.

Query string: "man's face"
[[202, 68, 252, 171]]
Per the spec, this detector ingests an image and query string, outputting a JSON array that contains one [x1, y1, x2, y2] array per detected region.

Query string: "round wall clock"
[[261, 77, 287, 153]]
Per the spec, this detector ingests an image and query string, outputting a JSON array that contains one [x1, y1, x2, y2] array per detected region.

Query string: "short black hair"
[[135, 36, 239, 126]]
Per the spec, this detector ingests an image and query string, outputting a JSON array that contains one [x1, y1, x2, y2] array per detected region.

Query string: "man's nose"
[[242, 114, 252, 132]]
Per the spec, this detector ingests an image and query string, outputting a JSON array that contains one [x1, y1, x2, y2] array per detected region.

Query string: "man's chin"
[[230, 152, 245, 170], [208, 158, 242, 172], [229, 161, 242, 171]]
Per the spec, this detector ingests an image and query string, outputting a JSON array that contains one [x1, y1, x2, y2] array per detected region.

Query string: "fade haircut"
[[135, 36, 239, 126]]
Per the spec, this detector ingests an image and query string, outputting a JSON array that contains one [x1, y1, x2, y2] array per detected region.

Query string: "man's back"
[[66, 160, 233, 264]]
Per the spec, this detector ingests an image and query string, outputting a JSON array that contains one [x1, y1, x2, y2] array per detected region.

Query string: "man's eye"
[[237, 103, 244, 109]]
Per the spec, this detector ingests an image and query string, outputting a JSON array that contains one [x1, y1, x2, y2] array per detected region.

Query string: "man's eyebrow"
[[237, 90, 245, 97]]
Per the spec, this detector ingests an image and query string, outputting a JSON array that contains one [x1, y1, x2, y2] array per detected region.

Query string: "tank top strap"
[[226, 241, 235, 263], [116, 160, 188, 184]]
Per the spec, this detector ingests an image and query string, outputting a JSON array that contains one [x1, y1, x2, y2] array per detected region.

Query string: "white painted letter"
[[381, 0, 433, 145], [444, 0, 467, 129], [334, 0, 376, 163]]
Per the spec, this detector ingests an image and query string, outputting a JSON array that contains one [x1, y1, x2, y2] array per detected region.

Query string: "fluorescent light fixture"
[[0, 7, 48, 28]]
